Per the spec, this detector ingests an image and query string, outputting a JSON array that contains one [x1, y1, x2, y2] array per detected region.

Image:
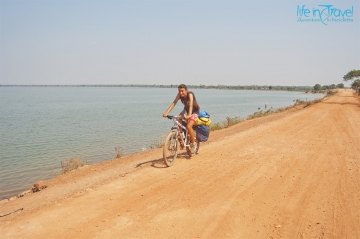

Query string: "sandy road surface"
[[1, 90, 359, 239]]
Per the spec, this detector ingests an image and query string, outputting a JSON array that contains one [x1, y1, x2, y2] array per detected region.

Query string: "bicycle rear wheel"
[[163, 131, 178, 167]]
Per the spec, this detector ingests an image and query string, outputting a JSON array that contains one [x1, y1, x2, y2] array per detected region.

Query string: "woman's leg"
[[179, 110, 186, 133], [186, 120, 195, 144]]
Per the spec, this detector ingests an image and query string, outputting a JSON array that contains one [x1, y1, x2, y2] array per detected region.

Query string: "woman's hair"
[[178, 84, 188, 90]]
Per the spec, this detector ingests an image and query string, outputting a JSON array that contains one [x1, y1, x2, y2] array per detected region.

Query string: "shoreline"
[[0, 94, 327, 202], [0, 84, 339, 94]]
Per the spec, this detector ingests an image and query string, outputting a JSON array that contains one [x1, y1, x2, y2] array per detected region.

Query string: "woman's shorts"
[[180, 110, 198, 123]]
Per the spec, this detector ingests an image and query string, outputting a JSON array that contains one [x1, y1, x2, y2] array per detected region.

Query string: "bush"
[[149, 135, 165, 149], [326, 90, 337, 96], [246, 108, 282, 120], [210, 116, 243, 130], [115, 146, 123, 158], [210, 122, 224, 131], [293, 99, 306, 105], [61, 157, 87, 174]]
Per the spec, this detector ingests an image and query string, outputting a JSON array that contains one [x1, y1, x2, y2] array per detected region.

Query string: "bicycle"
[[163, 115, 200, 167]]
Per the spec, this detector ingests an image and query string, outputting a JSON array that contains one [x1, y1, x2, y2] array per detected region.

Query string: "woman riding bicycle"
[[163, 84, 200, 153]]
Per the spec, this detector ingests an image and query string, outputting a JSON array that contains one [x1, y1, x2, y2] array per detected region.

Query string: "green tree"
[[336, 83, 344, 88], [314, 84, 321, 91], [351, 79, 360, 95], [321, 85, 329, 90], [343, 69, 360, 81], [344, 69, 360, 95]]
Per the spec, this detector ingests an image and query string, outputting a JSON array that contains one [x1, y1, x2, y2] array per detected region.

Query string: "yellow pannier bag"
[[196, 117, 212, 126]]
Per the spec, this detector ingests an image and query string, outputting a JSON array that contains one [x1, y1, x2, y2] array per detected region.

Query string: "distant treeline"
[[0, 84, 344, 92]]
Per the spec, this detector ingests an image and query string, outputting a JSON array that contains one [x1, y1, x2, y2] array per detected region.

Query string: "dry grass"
[[149, 135, 166, 149], [304, 98, 322, 108], [61, 157, 87, 174], [210, 116, 243, 130], [115, 146, 123, 158], [210, 97, 324, 131], [326, 90, 338, 96], [247, 109, 276, 120]]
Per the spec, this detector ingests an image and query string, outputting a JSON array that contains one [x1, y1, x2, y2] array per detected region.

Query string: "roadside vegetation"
[[61, 157, 87, 174], [343, 69, 360, 95], [325, 90, 337, 96], [210, 116, 243, 130], [115, 146, 124, 158], [149, 136, 166, 149], [210, 95, 327, 132], [312, 84, 343, 93]]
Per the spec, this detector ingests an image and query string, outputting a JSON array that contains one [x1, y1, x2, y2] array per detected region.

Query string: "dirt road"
[[1, 90, 359, 238]]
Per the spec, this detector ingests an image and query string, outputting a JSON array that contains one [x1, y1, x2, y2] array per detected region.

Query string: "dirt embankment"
[[1, 89, 359, 239]]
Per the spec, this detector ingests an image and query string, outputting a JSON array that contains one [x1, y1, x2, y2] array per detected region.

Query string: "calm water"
[[0, 87, 323, 199]]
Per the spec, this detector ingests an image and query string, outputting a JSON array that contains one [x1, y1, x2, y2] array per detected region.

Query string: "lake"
[[0, 87, 323, 200]]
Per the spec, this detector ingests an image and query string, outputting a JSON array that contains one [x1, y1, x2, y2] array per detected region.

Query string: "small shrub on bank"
[[149, 136, 165, 149], [276, 107, 287, 113], [304, 98, 322, 108], [61, 157, 87, 174], [210, 116, 243, 130], [210, 122, 224, 130], [293, 99, 306, 105], [246, 108, 285, 120], [326, 90, 338, 96], [115, 146, 123, 158], [225, 116, 243, 127]]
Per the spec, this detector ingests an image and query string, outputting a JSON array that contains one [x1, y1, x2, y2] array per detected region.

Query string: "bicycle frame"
[[168, 116, 191, 148]]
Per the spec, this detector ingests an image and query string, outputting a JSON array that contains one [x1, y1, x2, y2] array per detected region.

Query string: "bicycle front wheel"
[[163, 131, 178, 167]]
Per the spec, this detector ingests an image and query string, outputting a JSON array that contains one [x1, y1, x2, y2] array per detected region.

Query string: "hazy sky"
[[1, 0, 359, 86]]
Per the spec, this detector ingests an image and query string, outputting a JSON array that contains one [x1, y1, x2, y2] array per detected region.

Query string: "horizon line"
[[0, 84, 333, 88]]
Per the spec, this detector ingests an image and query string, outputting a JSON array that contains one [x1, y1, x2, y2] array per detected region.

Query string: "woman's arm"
[[163, 93, 180, 117]]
